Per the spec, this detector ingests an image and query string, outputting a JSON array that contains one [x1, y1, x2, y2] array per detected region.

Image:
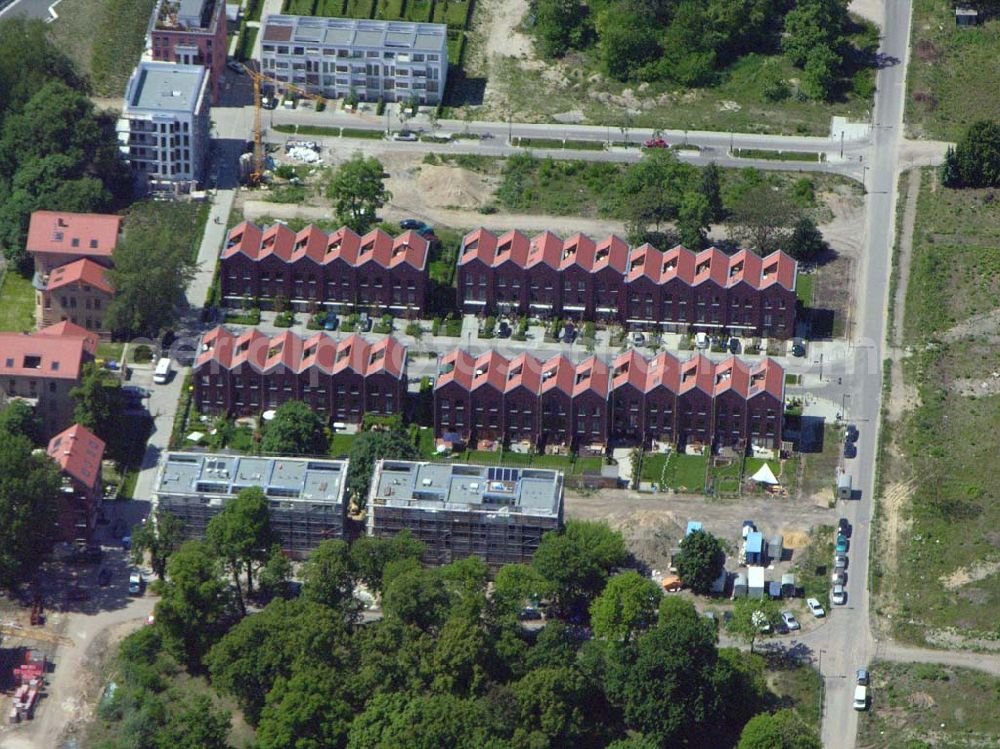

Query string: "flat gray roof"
[[265, 15, 447, 51], [156, 452, 348, 505], [127, 62, 206, 113], [372, 461, 563, 518]]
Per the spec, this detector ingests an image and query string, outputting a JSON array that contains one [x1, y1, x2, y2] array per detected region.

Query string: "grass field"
[[123, 200, 208, 264], [792, 525, 834, 602], [906, 0, 1000, 139], [0, 271, 36, 332], [796, 274, 815, 307], [875, 168, 1000, 641], [330, 432, 357, 456], [856, 662, 1000, 748], [766, 662, 823, 731], [663, 453, 708, 492], [798, 425, 842, 503]]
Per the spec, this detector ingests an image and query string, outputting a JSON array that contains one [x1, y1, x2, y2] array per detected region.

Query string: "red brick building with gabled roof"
[[457, 229, 798, 338], [221, 222, 429, 314], [193, 327, 407, 423], [47, 423, 106, 542]]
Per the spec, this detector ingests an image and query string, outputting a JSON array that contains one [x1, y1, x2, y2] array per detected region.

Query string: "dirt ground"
[[465, 0, 537, 117], [565, 488, 838, 571]]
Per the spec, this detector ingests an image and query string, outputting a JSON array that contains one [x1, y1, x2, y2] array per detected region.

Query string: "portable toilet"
[[745, 532, 766, 565], [768, 535, 784, 563], [837, 473, 853, 500], [748, 566, 765, 599], [733, 573, 748, 598], [686, 521, 704, 536], [781, 573, 796, 598]]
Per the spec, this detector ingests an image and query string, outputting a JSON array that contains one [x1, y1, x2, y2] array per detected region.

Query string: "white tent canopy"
[[751, 463, 779, 485]]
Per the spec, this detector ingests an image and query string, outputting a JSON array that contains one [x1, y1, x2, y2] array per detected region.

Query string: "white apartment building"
[[259, 16, 448, 105], [118, 61, 210, 194]]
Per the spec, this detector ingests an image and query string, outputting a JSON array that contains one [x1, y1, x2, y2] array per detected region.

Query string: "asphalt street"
[[0, 0, 54, 21]]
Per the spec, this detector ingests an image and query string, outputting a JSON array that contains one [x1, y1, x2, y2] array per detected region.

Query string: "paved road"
[[0, 0, 54, 20], [816, 0, 913, 746]]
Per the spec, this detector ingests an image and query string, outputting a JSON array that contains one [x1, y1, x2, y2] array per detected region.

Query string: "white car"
[[806, 598, 826, 618], [853, 684, 868, 710], [831, 585, 846, 605], [392, 131, 419, 142], [780, 611, 800, 631]]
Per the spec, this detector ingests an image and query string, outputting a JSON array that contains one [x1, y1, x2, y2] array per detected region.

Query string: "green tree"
[[205, 486, 274, 615], [677, 190, 713, 249], [782, 0, 848, 68], [492, 563, 553, 619], [510, 666, 593, 747], [0, 430, 60, 589], [0, 400, 42, 444], [346, 427, 419, 508], [155, 540, 232, 668], [534, 0, 586, 58], [675, 529, 725, 594], [590, 571, 663, 642], [70, 361, 126, 458], [429, 608, 497, 695], [158, 694, 232, 749], [260, 400, 328, 455], [727, 597, 780, 654], [737, 709, 822, 749], [326, 153, 392, 233], [726, 184, 799, 254], [350, 531, 425, 594], [257, 544, 294, 601], [130, 510, 185, 581], [347, 692, 486, 749], [256, 666, 354, 749], [700, 161, 725, 222], [800, 45, 840, 101], [598, 10, 661, 81], [532, 520, 628, 616], [382, 565, 450, 632], [206, 598, 354, 724], [943, 120, 1000, 188], [302, 539, 359, 615], [789, 216, 829, 262], [614, 150, 694, 241]]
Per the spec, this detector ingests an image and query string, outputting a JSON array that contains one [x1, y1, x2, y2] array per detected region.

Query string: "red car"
[[643, 138, 669, 149]]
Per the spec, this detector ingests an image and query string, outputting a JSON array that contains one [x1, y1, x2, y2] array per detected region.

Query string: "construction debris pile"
[[8, 651, 47, 724]]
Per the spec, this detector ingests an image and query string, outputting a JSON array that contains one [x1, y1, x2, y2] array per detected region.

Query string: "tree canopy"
[[737, 708, 822, 749], [131, 510, 185, 581], [205, 487, 274, 615], [346, 425, 419, 508], [942, 120, 1000, 188], [676, 529, 726, 594], [327, 153, 393, 233], [260, 400, 329, 456], [589, 571, 663, 642]]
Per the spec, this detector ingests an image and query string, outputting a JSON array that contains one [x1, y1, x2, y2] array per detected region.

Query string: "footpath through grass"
[[857, 662, 1000, 748]]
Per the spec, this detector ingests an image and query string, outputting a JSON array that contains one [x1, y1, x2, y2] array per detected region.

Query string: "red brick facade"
[[149, 0, 227, 103]]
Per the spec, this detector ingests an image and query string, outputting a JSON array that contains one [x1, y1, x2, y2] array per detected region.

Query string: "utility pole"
[[840, 130, 845, 159]]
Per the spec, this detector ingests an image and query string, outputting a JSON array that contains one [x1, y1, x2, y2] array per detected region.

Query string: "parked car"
[[728, 337, 741, 354], [630, 331, 645, 346], [843, 441, 857, 459], [695, 331, 709, 349], [780, 611, 800, 631], [562, 324, 577, 343], [122, 385, 150, 400], [846, 424, 860, 442], [416, 225, 436, 237], [856, 668, 869, 686], [831, 571, 846, 586], [392, 130, 419, 142], [791, 342, 806, 357], [497, 321, 512, 338], [400, 219, 429, 231], [128, 572, 144, 596], [226, 60, 244, 74], [838, 517, 851, 538], [853, 684, 868, 711], [835, 533, 849, 553], [831, 584, 847, 605], [806, 598, 826, 618], [643, 138, 668, 149], [323, 314, 339, 331], [517, 607, 542, 621], [834, 553, 848, 571], [97, 568, 112, 586]]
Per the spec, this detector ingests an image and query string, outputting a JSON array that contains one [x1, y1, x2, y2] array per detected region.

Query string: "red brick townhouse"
[[47, 423, 106, 543], [435, 348, 785, 453], [193, 326, 407, 423], [456, 229, 798, 338], [148, 0, 228, 103], [27, 211, 123, 338], [221, 222, 429, 315]]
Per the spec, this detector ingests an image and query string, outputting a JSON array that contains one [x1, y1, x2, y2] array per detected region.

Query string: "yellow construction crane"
[[242, 63, 328, 185]]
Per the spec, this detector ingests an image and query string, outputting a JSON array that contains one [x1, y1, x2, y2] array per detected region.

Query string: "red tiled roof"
[[195, 327, 406, 378], [459, 229, 630, 272], [0, 329, 91, 380], [540, 355, 575, 397], [505, 352, 543, 394], [628, 244, 797, 291], [27, 211, 121, 257], [223, 222, 428, 270], [47, 423, 105, 492], [36, 321, 99, 355], [46, 258, 113, 294]]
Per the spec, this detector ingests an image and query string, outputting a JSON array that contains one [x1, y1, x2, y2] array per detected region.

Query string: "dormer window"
[[369, 349, 385, 367], [465, 238, 479, 252], [336, 346, 351, 363], [682, 367, 695, 382], [664, 258, 677, 272], [575, 368, 591, 386], [730, 261, 744, 277], [542, 368, 556, 381], [304, 344, 318, 359], [267, 344, 283, 358], [237, 341, 250, 354], [326, 238, 342, 255], [294, 238, 308, 251], [392, 243, 408, 258], [474, 365, 488, 378], [751, 371, 766, 388], [715, 368, 732, 385], [630, 255, 645, 272], [23, 356, 41, 369], [496, 240, 512, 259], [360, 240, 375, 256], [263, 235, 276, 249], [595, 245, 610, 263], [613, 362, 628, 378], [508, 364, 523, 380], [763, 263, 777, 277], [695, 260, 710, 275], [562, 243, 577, 261], [441, 360, 455, 375]]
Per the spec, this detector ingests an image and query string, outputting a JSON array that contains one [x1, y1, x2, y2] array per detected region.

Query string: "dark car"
[[323, 314, 339, 331], [838, 517, 851, 538], [497, 321, 512, 339], [417, 225, 436, 238], [846, 424, 859, 443], [728, 337, 741, 354], [791, 343, 806, 357], [843, 441, 857, 459], [97, 568, 113, 586], [400, 219, 428, 231]]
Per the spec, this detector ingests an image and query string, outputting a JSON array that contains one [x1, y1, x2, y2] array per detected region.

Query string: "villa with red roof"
[[0, 322, 96, 438], [435, 348, 784, 452], [27, 211, 123, 337], [457, 229, 798, 338], [220, 222, 430, 315], [193, 326, 407, 423], [47, 423, 106, 542]]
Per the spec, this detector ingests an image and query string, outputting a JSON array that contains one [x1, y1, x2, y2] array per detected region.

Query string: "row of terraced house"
[[192, 326, 785, 453], [219, 222, 799, 338]]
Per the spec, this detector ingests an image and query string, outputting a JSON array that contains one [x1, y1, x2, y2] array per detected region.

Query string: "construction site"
[[367, 460, 564, 568]]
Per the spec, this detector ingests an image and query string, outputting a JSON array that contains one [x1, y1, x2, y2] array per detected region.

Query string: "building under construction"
[[367, 461, 564, 568], [154, 452, 348, 558]]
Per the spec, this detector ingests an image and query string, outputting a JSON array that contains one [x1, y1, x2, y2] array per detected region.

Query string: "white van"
[[853, 685, 868, 710], [153, 357, 172, 384], [128, 572, 144, 596]]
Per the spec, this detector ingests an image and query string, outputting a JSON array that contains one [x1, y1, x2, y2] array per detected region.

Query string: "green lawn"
[[0, 271, 36, 332], [732, 148, 823, 162], [857, 663, 1000, 748], [795, 274, 815, 307], [330, 432, 357, 457], [792, 525, 834, 603], [767, 663, 823, 731], [96, 342, 125, 362], [906, 0, 1000, 140], [645, 452, 708, 492], [708, 456, 743, 494]]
